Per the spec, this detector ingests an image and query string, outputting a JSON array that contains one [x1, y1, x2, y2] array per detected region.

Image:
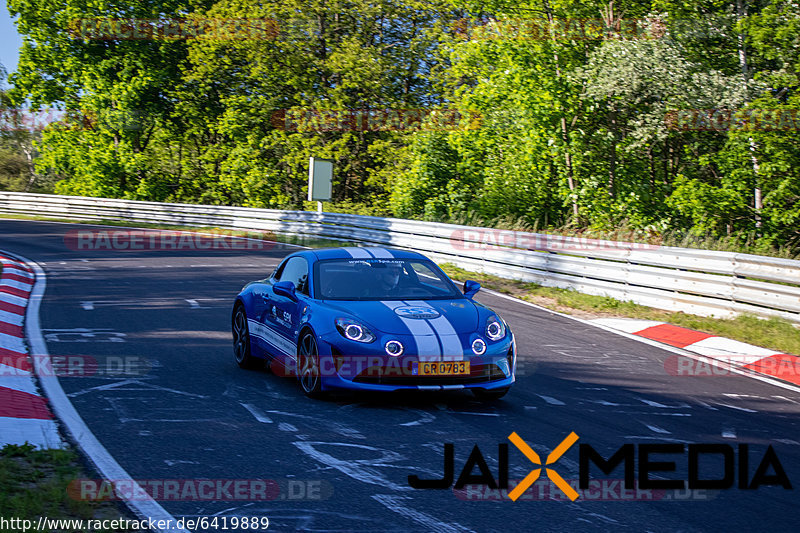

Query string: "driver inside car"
[[375, 262, 405, 295]]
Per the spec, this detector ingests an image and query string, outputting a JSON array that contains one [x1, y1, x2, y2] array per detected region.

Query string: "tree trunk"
[[737, 0, 762, 230], [609, 106, 617, 199], [21, 142, 38, 192], [544, 0, 578, 219]]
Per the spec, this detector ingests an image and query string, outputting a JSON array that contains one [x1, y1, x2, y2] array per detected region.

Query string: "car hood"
[[321, 299, 480, 335]]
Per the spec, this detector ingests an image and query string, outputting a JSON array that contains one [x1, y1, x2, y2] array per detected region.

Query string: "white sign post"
[[308, 157, 333, 213]]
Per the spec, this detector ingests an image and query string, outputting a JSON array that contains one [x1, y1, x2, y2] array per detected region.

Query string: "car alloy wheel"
[[298, 331, 325, 398], [232, 306, 257, 369]]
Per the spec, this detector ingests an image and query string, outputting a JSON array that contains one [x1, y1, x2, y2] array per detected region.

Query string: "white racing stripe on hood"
[[382, 301, 440, 361], [405, 300, 464, 361], [367, 248, 394, 258], [343, 247, 372, 258]]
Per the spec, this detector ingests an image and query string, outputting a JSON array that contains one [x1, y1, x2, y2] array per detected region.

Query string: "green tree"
[[8, 0, 213, 199], [164, 0, 455, 208], [576, 37, 746, 231]]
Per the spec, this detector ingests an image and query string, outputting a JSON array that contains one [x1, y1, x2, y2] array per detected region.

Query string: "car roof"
[[305, 247, 428, 262]]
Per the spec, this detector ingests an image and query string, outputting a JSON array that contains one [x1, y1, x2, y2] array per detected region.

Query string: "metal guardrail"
[[2, 191, 799, 323]]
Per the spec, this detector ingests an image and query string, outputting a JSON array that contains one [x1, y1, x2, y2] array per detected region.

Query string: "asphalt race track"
[[2, 218, 799, 532]]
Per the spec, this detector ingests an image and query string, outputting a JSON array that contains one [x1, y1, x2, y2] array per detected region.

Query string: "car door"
[[264, 256, 309, 364], [248, 268, 279, 357]]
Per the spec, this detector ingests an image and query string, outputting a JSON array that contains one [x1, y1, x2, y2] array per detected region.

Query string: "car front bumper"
[[314, 331, 516, 392]]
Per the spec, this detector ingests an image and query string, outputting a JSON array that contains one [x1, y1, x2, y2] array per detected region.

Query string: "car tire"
[[232, 305, 258, 369], [298, 331, 325, 398], [472, 387, 510, 401]]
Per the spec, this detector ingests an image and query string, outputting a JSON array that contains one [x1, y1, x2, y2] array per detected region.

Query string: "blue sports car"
[[232, 247, 515, 400]]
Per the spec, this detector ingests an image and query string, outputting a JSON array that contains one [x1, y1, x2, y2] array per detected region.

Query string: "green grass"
[[0, 443, 141, 531], [440, 263, 800, 356]]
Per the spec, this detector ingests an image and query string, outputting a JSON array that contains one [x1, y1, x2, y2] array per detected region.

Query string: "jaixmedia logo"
[[408, 432, 792, 501]]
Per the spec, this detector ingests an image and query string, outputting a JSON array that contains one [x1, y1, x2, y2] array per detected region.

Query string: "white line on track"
[[693, 399, 719, 410], [241, 403, 273, 423], [395, 409, 436, 427], [622, 436, 691, 443], [637, 398, 690, 409], [772, 395, 800, 405], [3, 250, 188, 533], [716, 403, 758, 413], [643, 423, 671, 434], [537, 394, 566, 406], [66, 378, 206, 399], [587, 400, 621, 406], [292, 441, 411, 492]]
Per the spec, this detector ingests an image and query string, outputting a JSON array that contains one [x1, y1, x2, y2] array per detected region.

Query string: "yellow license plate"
[[417, 361, 470, 376]]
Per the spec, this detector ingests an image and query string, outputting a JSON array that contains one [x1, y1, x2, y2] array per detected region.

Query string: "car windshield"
[[314, 258, 463, 300]]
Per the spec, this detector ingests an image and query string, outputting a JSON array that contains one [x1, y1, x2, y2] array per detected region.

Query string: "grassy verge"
[[440, 263, 800, 356], [0, 443, 142, 532]]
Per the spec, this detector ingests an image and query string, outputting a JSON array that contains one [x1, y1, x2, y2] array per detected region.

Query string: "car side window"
[[409, 261, 450, 292], [276, 257, 309, 295]]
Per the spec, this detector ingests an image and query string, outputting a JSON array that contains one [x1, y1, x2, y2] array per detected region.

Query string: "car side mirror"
[[273, 281, 298, 302], [463, 280, 481, 298]]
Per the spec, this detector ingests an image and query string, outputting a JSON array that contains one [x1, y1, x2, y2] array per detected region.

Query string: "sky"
[[1, 2, 23, 84]]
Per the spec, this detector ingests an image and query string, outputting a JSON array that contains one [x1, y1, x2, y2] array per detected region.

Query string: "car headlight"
[[335, 318, 376, 343], [385, 340, 404, 356], [486, 316, 506, 341], [472, 338, 487, 355]]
